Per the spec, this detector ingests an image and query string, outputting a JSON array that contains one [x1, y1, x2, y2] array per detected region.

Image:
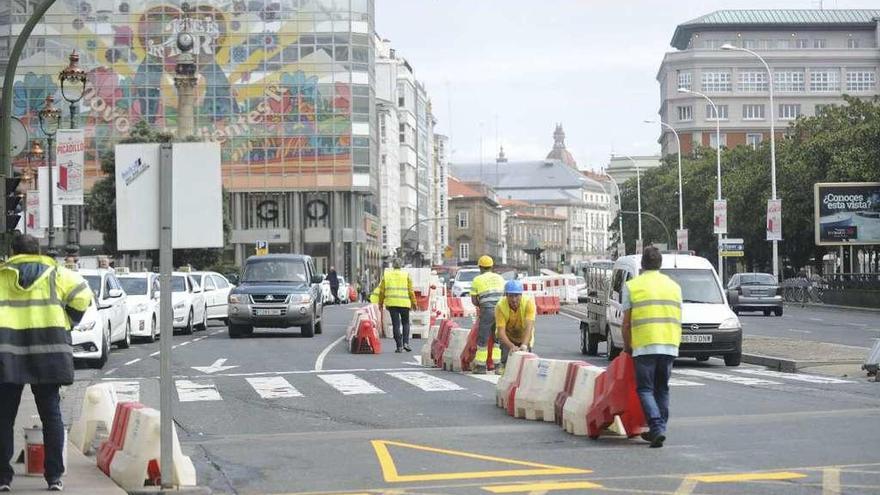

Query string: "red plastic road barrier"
[[97, 402, 144, 475], [548, 296, 561, 314], [506, 354, 537, 417], [350, 318, 382, 354], [414, 292, 430, 311], [431, 319, 457, 366], [348, 285, 357, 302], [447, 297, 464, 317], [459, 321, 498, 371], [535, 296, 551, 315], [587, 353, 647, 439], [554, 361, 590, 426]]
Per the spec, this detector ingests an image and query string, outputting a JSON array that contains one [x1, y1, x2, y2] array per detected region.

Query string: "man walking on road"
[[378, 259, 417, 353], [326, 266, 340, 305], [494, 280, 536, 376], [0, 235, 92, 491], [470, 256, 505, 374], [622, 246, 682, 448]]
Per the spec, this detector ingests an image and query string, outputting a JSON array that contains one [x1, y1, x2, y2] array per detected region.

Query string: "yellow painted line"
[[690, 471, 807, 483], [371, 440, 590, 483], [482, 480, 603, 493], [823, 467, 841, 495]]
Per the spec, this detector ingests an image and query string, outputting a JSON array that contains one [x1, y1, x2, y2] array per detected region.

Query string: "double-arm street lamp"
[[37, 95, 61, 257], [618, 154, 643, 245], [59, 50, 88, 257], [599, 172, 624, 255]]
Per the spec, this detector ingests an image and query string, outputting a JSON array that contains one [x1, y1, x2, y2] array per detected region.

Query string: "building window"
[[709, 133, 727, 150], [459, 243, 469, 261], [702, 39, 722, 49], [677, 71, 691, 91], [738, 70, 768, 92], [379, 113, 387, 143], [779, 104, 801, 120], [846, 70, 876, 92], [742, 104, 765, 120], [457, 211, 469, 229], [795, 38, 810, 49], [810, 69, 840, 92], [746, 133, 763, 149], [775, 70, 805, 92], [706, 104, 729, 120], [677, 105, 693, 122], [398, 95, 405, 107], [743, 39, 757, 49], [399, 123, 405, 144], [815, 104, 831, 116], [813, 39, 827, 49], [847, 38, 859, 49], [701, 70, 732, 92], [775, 39, 791, 49]]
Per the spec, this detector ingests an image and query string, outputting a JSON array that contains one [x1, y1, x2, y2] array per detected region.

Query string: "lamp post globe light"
[[721, 43, 780, 281], [59, 50, 88, 258], [37, 95, 61, 257]]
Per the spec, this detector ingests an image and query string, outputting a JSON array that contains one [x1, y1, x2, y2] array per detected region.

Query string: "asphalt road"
[[68, 303, 880, 495], [739, 304, 880, 348]]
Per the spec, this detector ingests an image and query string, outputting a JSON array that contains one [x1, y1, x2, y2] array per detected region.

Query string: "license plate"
[[255, 308, 283, 316], [681, 334, 713, 343]]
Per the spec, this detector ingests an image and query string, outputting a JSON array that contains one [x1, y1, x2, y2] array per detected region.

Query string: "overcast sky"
[[376, 0, 878, 171]]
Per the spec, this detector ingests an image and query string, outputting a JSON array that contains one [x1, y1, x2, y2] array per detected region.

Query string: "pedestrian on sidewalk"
[[378, 259, 417, 353], [494, 280, 536, 376], [326, 267, 340, 305], [471, 256, 505, 374], [0, 234, 93, 491], [621, 246, 682, 448]]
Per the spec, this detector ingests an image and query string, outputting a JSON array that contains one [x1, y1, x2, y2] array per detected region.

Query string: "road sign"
[[255, 240, 269, 256], [676, 229, 689, 251], [714, 200, 728, 235], [720, 237, 744, 257], [766, 199, 782, 241]]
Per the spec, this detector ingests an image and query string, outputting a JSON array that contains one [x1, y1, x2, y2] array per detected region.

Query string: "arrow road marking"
[[192, 358, 239, 374]]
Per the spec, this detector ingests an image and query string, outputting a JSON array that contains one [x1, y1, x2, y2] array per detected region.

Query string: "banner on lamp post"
[[713, 199, 728, 235], [766, 199, 782, 241], [676, 229, 688, 251], [26, 190, 44, 238], [37, 167, 64, 229], [54, 129, 85, 205]]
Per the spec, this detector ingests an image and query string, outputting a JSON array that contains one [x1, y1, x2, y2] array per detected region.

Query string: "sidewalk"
[[742, 335, 869, 373], [10, 386, 126, 495]]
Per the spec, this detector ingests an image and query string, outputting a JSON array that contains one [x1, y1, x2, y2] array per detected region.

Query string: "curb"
[[742, 352, 865, 372], [128, 487, 213, 495], [784, 302, 880, 313]]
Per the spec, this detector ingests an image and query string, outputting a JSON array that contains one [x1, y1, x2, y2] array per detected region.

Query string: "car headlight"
[[74, 320, 96, 332], [228, 294, 245, 304], [719, 316, 741, 330], [294, 294, 311, 304], [173, 302, 185, 310]]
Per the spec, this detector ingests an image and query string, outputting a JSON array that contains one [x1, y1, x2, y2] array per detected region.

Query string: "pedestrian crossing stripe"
[[371, 439, 590, 483]]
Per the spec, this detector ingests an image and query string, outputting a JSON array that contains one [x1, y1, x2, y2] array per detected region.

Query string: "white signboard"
[[25, 190, 44, 238], [676, 229, 688, 251], [766, 199, 782, 241], [115, 142, 224, 250], [616, 242, 625, 258], [37, 167, 64, 229], [54, 129, 85, 205], [713, 199, 728, 235]]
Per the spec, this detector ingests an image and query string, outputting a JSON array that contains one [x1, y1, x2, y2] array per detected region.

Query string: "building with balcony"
[[447, 177, 502, 265]]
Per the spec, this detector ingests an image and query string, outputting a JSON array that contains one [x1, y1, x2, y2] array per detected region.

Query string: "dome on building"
[[546, 123, 578, 169]]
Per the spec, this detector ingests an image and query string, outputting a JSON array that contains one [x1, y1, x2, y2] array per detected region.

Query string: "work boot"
[[472, 364, 487, 375], [48, 480, 63, 491], [395, 347, 402, 353], [0, 483, 10, 492], [403, 344, 412, 352]]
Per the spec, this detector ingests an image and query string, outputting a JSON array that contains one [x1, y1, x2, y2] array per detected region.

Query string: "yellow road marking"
[[672, 477, 697, 495], [823, 467, 841, 495], [690, 471, 807, 483], [371, 440, 590, 483], [482, 481, 603, 493]]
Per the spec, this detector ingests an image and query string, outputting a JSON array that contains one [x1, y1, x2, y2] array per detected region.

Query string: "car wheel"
[[183, 309, 194, 335], [146, 316, 157, 343], [301, 319, 315, 338], [606, 328, 620, 361], [763, 309, 771, 316], [315, 311, 323, 335], [696, 356, 710, 362], [774, 307, 783, 317], [579, 324, 588, 355], [119, 320, 131, 349], [90, 326, 110, 369], [588, 332, 600, 356], [724, 352, 742, 367]]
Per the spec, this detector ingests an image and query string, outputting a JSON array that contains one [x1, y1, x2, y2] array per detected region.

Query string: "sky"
[[376, 0, 878, 171]]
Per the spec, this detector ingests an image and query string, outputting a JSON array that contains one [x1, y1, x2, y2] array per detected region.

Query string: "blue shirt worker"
[[621, 246, 682, 449]]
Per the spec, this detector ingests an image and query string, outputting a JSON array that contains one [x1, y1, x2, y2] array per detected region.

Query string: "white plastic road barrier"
[[495, 351, 537, 410], [68, 383, 119, 453], [562, 365, 604, 436], [109, 407, 196, 490], [562, 274, 578, 304], [459, 297, 477, 318], [513, 358, 572, 422], [410, 310, 431, 339], [442, 327, 471, 372], [420, 322, 441, 367]]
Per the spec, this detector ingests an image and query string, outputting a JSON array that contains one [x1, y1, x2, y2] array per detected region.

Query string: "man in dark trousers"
[[378, 259, 417, 353], [326, 266, 340, 305], [0, 235, 92, 491]]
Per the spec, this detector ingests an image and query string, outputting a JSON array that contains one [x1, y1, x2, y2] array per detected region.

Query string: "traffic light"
[[5, 176, 24, 233]]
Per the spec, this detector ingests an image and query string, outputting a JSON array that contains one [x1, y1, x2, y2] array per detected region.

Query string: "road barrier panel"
[[431, 320, 457, 367], [513, 358, 574, 422], [562, 365, 626, 436], [495, 351, 537, 412], [586, 354, 647, 439], [459, 297, 477, 318], [420, 320, 442, 367], [442, 327, 471, 372], [554, 361, 590, 427], [69, 383, 119, 454], [96, 402, 144, 476], [410, 310, 431, 339]]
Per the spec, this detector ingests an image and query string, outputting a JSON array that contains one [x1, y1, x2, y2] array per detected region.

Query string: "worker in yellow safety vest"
[[622, 246, 682, 449], [494, 279, 536, 376], [470, 255, 505, 374], [0, 235, 93, 491], [378, 259, 417, 353]]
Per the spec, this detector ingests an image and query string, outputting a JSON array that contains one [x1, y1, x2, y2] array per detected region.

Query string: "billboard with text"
[[814, 182, 880, 246]]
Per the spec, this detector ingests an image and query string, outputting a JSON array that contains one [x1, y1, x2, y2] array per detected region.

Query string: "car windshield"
[[739, 274, 777, 286], [456, 270, 479, 282], [83, 276, 101, 296], [171, 276, 187, 292], [118, 277, 149, 295], [243, 260, 308, 283], [660, 269, 724, 304]]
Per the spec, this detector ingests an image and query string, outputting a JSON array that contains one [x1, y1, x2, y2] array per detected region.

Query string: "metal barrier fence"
[[782, 274, 880, 307]]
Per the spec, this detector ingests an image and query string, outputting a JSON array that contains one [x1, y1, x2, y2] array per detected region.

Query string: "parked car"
[[192, 271, 235, 324], [451, 267, 480, 297], [71, 298, 110, 369], [227, 254, 324, 338], [171, 272, 208, 334], [80, 269, 131, 349], [116, 271, 161, 342], [727, 272, 783, 316]]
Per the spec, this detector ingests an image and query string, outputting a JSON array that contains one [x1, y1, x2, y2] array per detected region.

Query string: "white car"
[[71, 298, 110, 369], [451, 268, 480, 297], [321, 276, 350, 304], [192, 271, 235, 324], [172, 272, 207, 334], [117, 272, 161, 343], [81, 269, 131, 349]]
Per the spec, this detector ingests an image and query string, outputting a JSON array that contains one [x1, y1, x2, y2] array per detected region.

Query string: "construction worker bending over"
[[495, 280, 536, 375], [470, 255, 505, 374], [378, 259, 417, 353]]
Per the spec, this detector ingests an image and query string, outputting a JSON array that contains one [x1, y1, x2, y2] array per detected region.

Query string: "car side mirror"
[[311, 275, 324, 284], [108, 288, 124, 298]]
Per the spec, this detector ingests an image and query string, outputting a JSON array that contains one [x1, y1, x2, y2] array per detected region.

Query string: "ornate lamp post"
[[59, 50, 88, 257], [174, 31, 197, 138], [38, 95, 61, 256]]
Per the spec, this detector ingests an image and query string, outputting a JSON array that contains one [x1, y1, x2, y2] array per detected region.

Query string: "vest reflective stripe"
[[383, 270, 412, 308], [627, 271, 682, 349], [62, 282, 88, 307], [472, 272, 505, 307]]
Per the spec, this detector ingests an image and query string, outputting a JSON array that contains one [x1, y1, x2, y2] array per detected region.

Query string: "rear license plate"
[[681, 334, 713, 343], [255, 308, 283, 316]]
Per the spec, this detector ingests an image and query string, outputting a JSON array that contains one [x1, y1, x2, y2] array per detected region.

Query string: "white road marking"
[[669, 378, 704, 387], [674, 369, 781, 386], [192, 358, 239, 374], [110, 381, 141, 403], [124, 358, 141, 366], [179, 341, 191, 346], [787, 329, 812, 334], [822, 467, 841, 495], [386, 371, 464, 391], [175, 380, 222, 402], [193, 337, 206, 342], [104, 368, 117, 376], [314, 335, 346, 371], [246, 376, 303, 399], [808, 317, 824, 322], [731, 368, 855, 384], [402, 356, 422, 366], [559, 312, 581, 322], [318, 373, 384, 395], [150, 351, 160, 357], [467, 373, 501, 384]]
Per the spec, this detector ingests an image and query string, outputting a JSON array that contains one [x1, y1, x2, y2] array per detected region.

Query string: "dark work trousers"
[[0, 383, 65, 484], [387, 307, 411, 349], [330, 284, 340, 304], [633, 354, 675, 436]]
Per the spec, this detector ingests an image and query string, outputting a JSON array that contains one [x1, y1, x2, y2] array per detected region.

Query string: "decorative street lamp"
[[38, 95, 61, 257], [59, 50, 88, 257]]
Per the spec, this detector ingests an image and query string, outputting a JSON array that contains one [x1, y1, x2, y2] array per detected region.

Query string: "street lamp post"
[[678, 87, 724, 282], [59, 50, 88, 258], [619, 154, 643, 245], [600, 171, 624, 255], [38, 95, 61, 257], [23, 140, 44, 236], [174, 31, 197, 139], [400, 216, 447, 267], [644, 120, 684, 231], [721, 43, 779, 281]]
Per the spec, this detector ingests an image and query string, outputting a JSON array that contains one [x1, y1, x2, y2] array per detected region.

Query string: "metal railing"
[[781, 273, 880, 305]]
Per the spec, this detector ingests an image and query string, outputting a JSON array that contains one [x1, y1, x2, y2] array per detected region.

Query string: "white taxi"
[[172, 272, 207, 334], [192, 271, 234, 324], [116, 271, 161, 343], [80, 269, 131, 349], [71, 298, 110, 369]]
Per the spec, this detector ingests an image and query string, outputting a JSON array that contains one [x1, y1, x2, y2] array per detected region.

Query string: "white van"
[[604, 253, 742, 366]]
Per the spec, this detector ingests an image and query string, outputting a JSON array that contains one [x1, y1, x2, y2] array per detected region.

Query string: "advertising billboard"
[[814, 182, 880, 246]]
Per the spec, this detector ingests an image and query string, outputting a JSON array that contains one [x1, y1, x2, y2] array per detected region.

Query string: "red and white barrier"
[[459, 297, 477, 318], [442, 327, 471, 372], [495, 351, 537, 412], [69, 383, 118, 453], [513, 358, 574, 422]]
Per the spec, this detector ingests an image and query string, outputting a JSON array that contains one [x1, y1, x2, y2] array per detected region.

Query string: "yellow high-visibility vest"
[[471, 272, 505, 307], [381, 269, 413, 308], [369, 286, 380, 304], [626, 270, 682, 349]]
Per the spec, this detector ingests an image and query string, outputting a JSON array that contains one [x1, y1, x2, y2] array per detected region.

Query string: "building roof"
[[500, 198, 530, 208], [510, 212, 567, 222], [545, 124, 578, 169], [451, 160, 603, 192], [447, 176, 484, 199], [672, 9, 880, 49]]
